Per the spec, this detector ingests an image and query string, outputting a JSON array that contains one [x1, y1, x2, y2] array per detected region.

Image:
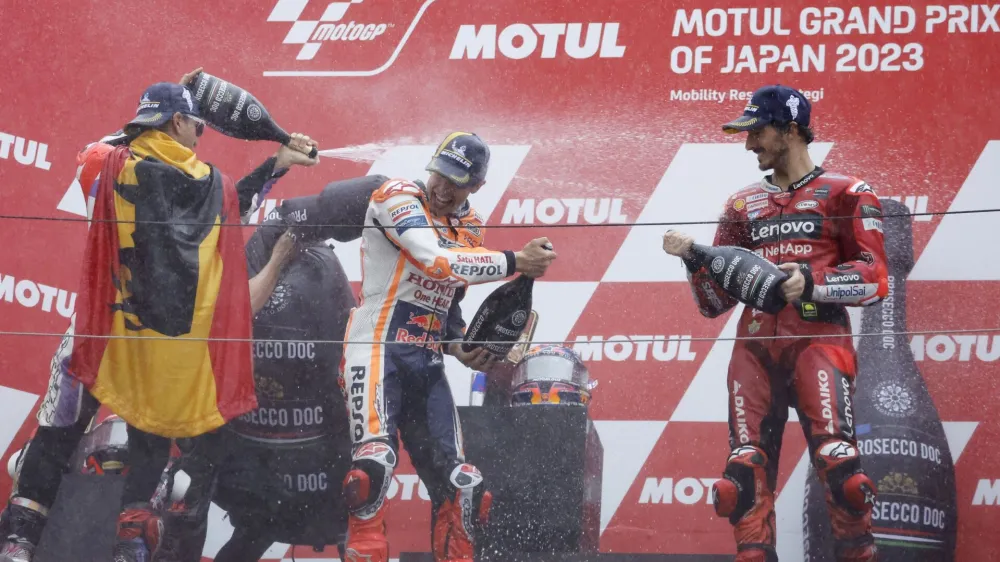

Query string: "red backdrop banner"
[[1, 1, 998, 560]]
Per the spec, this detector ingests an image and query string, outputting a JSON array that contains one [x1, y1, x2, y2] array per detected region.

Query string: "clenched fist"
[[662, 230, 695, 258], [515, 237, 557, 278]]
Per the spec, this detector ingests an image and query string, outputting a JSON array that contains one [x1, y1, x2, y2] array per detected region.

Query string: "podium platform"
[[30, 405, 729, 561]]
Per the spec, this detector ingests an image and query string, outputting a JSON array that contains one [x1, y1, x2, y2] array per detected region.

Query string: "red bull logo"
[[395, 329, 442, 353], [407, 312, 443, 332]]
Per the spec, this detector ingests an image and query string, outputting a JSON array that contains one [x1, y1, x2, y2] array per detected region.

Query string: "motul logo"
[[0, 131, 52, 171], [572, 335, 696, 361], [972, 479, 1000, 506], [501, 198, 628, 225], [0, 273, 76, 319], [638, 477, 721, 505], [909, 334, 1000, 362], [450, 23, 626, 60]]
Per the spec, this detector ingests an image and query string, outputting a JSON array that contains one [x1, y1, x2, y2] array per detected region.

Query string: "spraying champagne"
[[186, 71, 318, 159], [803, 198, 958, 561]]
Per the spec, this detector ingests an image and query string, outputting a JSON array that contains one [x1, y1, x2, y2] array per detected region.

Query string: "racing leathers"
[[340, 178, 515, 562], [684, 167, 889, 562]]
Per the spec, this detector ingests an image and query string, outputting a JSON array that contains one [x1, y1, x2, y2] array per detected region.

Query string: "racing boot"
[[343, 469, 389, 562], [0, 498, 48, 562], [814, 440, 878, 562], [111, 503, 162, 562], [432, 464, 492, 562], [711, 446, 778, 562]]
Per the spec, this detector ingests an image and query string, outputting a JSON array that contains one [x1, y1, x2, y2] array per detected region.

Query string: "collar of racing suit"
[[762, 165, 826, 193]]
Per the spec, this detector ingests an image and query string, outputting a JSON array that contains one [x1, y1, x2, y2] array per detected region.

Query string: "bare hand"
[[449, 343, 499, 371], [275, 133, 319, 169], [179, 67, 204, 86], [778, 263, 806, 302], [662, 230, 695, 258], [271, 231, 298, 268], [514, 237, 557, 278]]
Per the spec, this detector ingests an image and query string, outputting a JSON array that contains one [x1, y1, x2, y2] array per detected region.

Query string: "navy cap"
[[722, 85, 811, 134], [426, 132, 490, 188], [124, 82, 202, 133]]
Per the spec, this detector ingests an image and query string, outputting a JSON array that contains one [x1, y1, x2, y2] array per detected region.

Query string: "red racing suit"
[[340, 178, 514, 562], [684, 167, 889, 562]]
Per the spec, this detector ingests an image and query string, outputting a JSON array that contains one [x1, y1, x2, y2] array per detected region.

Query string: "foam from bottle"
[[316, 142, 395, 163]]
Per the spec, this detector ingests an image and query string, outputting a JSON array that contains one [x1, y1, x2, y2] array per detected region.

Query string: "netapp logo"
[[450, 23, 626, 60], [749, 215, 823, 245]]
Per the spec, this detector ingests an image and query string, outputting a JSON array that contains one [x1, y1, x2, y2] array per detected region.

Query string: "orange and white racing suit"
[[339, 178, 515, 562]]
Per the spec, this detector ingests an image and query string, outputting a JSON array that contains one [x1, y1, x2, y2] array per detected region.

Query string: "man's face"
[[426, 172, 480, 216], [172, 113, 204, 150], [744, 124, 789, 171]]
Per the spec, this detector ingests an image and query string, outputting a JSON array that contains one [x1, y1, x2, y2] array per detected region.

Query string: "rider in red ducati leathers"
[[340, 132, 556, 562], [663, 85, 888, 562]]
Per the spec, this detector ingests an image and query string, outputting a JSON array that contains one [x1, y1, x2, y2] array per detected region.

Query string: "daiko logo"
[[263, 0, 438, 77]]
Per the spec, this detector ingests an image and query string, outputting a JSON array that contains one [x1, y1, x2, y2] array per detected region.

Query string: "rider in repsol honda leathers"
[[153, 176, 382, 561], [0, 126, 313, 562], [339, 132, 556, 562], [662, 85, 888, 562]]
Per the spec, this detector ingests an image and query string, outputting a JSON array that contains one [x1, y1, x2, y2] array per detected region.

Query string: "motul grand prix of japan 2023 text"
[[1, 0, 999, 560]]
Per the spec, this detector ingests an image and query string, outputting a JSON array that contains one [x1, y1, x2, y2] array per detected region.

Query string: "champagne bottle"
[[462, 243, 551, 356], [462, 274, 537, 357], [186, 71, 318, 158], [803, 198, 957, 561], [686, 243, 789, 314]]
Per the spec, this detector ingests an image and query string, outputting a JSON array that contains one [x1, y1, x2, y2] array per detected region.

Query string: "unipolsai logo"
[[264, 0, 438, 76]]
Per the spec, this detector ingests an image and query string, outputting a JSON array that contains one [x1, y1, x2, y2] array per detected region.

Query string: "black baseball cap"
[[425, 132, 490, 188], [124, 82, 202, 133], [722, 85, 811, 134]]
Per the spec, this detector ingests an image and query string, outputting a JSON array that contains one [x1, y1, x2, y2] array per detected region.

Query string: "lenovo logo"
[[450, 23, 626, 60]]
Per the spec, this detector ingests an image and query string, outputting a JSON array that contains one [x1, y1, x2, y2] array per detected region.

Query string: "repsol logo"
[[349, 366, 367, 441], [637, 477, 721, 505], [453, 263, 502, 277], [253, 341, 316, 360], [857, 438, 942, 464], [749, 215, 823, 245]]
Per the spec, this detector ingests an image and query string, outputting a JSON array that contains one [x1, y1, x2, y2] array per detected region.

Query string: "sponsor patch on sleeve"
[[389, 201, 421, 222], [395, 215, 429, 235], [862, 218, 884, 232], [860, 204, 882, 218], [848, 181, 876, 196]]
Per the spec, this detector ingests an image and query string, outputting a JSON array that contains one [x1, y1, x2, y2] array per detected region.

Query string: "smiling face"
[[744, 124, 792, 172], [426, 172, 482, 216]]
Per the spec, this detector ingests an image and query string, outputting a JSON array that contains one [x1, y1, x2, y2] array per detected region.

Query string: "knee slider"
[[713, 446, 768, 525], [344, 440, 398, 518], [815, 440, 877, 515]]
